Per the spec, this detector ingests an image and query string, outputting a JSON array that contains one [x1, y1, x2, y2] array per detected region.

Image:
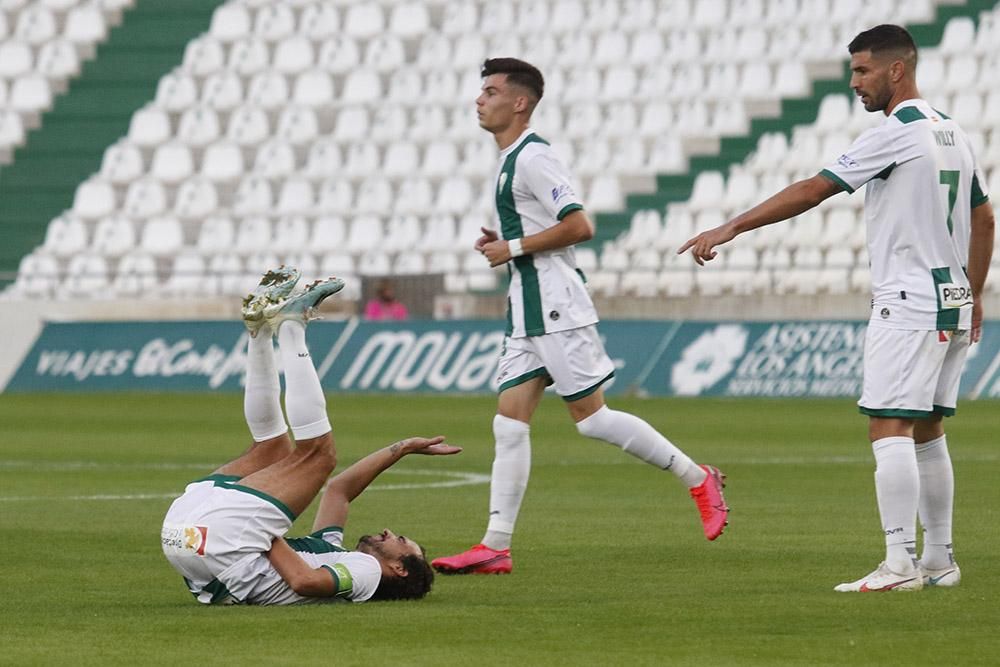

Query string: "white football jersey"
[[820, 98, 989, 331], [224, 527, 381, 606], [493, 128, 598, 338]]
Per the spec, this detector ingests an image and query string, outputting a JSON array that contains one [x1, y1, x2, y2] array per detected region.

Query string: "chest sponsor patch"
[[161, 523, 208, 556], [937, 283, 972, 309]]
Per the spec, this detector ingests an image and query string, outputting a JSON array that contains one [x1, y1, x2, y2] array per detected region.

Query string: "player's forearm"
[[267, 539, 336, 597], [967, 203, 995, 296], [520, 210, 594, 254], [730, 178, 832, 236], [325, 442, 408, 504]]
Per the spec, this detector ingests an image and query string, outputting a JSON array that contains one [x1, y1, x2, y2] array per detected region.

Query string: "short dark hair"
[[369, 553, 435, 601], [848, 24, 917, 65], [481, 58, 544, 101]]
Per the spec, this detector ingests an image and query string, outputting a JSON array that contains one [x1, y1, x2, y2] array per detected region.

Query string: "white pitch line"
[[0, 468, 489, 502]]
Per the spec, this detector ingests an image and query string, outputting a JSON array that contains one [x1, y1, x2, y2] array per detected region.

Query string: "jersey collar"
[[499, 127, 536, 158]]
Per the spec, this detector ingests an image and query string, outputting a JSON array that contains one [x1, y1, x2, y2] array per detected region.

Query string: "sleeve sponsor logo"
[[551, 183, 574, 202], [837, 154, 859, 169]]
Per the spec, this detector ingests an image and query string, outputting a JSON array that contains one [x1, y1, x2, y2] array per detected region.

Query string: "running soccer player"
[[678, 25, 994, 592], [162, 268, 461, 604], [431, 59, 729, 576]]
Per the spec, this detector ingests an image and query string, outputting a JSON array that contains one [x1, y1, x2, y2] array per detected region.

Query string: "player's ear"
[[390, 559, 408, 577]]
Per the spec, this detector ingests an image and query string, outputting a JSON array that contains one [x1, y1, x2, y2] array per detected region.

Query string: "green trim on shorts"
[[932, 404, 957, 417], [858, 406, 935, 418], [201, 577, 236, 604], [220, 482, 297, 522], [498, 367, 551, 394], [191, 473, 242, 485], [561, 370, 616, 402]]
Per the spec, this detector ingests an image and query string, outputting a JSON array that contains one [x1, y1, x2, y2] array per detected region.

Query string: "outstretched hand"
[[676, 223, 738, 266], [396, 436, 463, 456]]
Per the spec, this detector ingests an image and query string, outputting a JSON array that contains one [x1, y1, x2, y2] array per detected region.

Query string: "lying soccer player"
[[161, 268, 460, 604]]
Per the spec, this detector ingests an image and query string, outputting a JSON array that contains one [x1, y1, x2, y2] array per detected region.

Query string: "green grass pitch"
[[1, 393, 998, 666]]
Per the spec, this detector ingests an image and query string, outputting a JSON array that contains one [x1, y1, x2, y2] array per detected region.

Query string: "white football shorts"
[[495, 325, 616, 401], [858, 326, 970, 417], [161, 475, 295, 603]]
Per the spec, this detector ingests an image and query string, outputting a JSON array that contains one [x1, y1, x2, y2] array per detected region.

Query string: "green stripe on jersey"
[[873, 162, 897, 181], [894, 106, 927, 124], [818, 169, 854, 193], [286, 535, 347, 554], [932, 266, 961, 330], [971, 173, 988, 208], [557, 203, 583, 220], [933, 108, 951, 120], [496, 133, 550, 337]]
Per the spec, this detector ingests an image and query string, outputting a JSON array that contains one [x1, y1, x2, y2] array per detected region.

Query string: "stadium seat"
[[112, 251, 158, 297], [139, 215, 184, 257], [99, 139, 144, 184], [209, 252, 247, 296], [364, 34, 406, 73], [273, 34, 314, 74], [251, 138, 296, 179], [309, 215, 346, 252], [275, 105, 319, 144], [128, 104, 171, 147], [14, 5, 57, 45], [316, 35, 360, 74], [63, 254, 110, 298], [91, 214, 136, 258], [272, 214, 311, 253], [315, 178, 354, 213], [64, 4, 107, 51], [163, 252, 209, 297], [228, 36, 270, 76], [72, 177, 116, 220], [345, 214, 384, 254], [383, 141, 420, 179], [43, 212, 89, 258], [196, 215, 236, 254], [342, 69, 382, 104], [227, 105, 270, 146], [233, 176, 274, 216], [201, 141, 245, 183], [245, 70, 290, 110], [234, 216, 273, 254], [210, 4, 252, 42], [156, 69, 198, 112], [150, 141, 194, 184], [122, 177, 167, 219], [35, 38, 80, 81], [10, 74, 53, 115], [344, 3, 384, 39], [304, 138, 343, 178], [275, 177, 314, 215], [10, 252, 61, 298], [181, 35, 226, 77], [174, 177, 219, 220], [200, 70, 244, 111], [344, 142, 380, 179], [299, 2, 340, 40], [292, 69, 335, 108], [355, 176, 393, 215], [254, 3, 296, 42]]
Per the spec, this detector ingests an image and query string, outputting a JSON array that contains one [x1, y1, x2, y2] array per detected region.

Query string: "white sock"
[[576, 406, 706, 488], [244, 326, 288, 441], [481, 414, 530, 551], [277, 321, 330, 440], [915, 435, 955, 569], [872, 436, 919, 572]]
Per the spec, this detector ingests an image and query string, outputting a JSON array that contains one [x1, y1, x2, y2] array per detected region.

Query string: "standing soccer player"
[[432, 59, 729, 575], [679, 25, 994, 592]]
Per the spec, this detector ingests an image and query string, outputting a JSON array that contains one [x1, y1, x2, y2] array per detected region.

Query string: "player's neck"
[[883, 84, 921, 116], [493, 121, 531, 151]]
